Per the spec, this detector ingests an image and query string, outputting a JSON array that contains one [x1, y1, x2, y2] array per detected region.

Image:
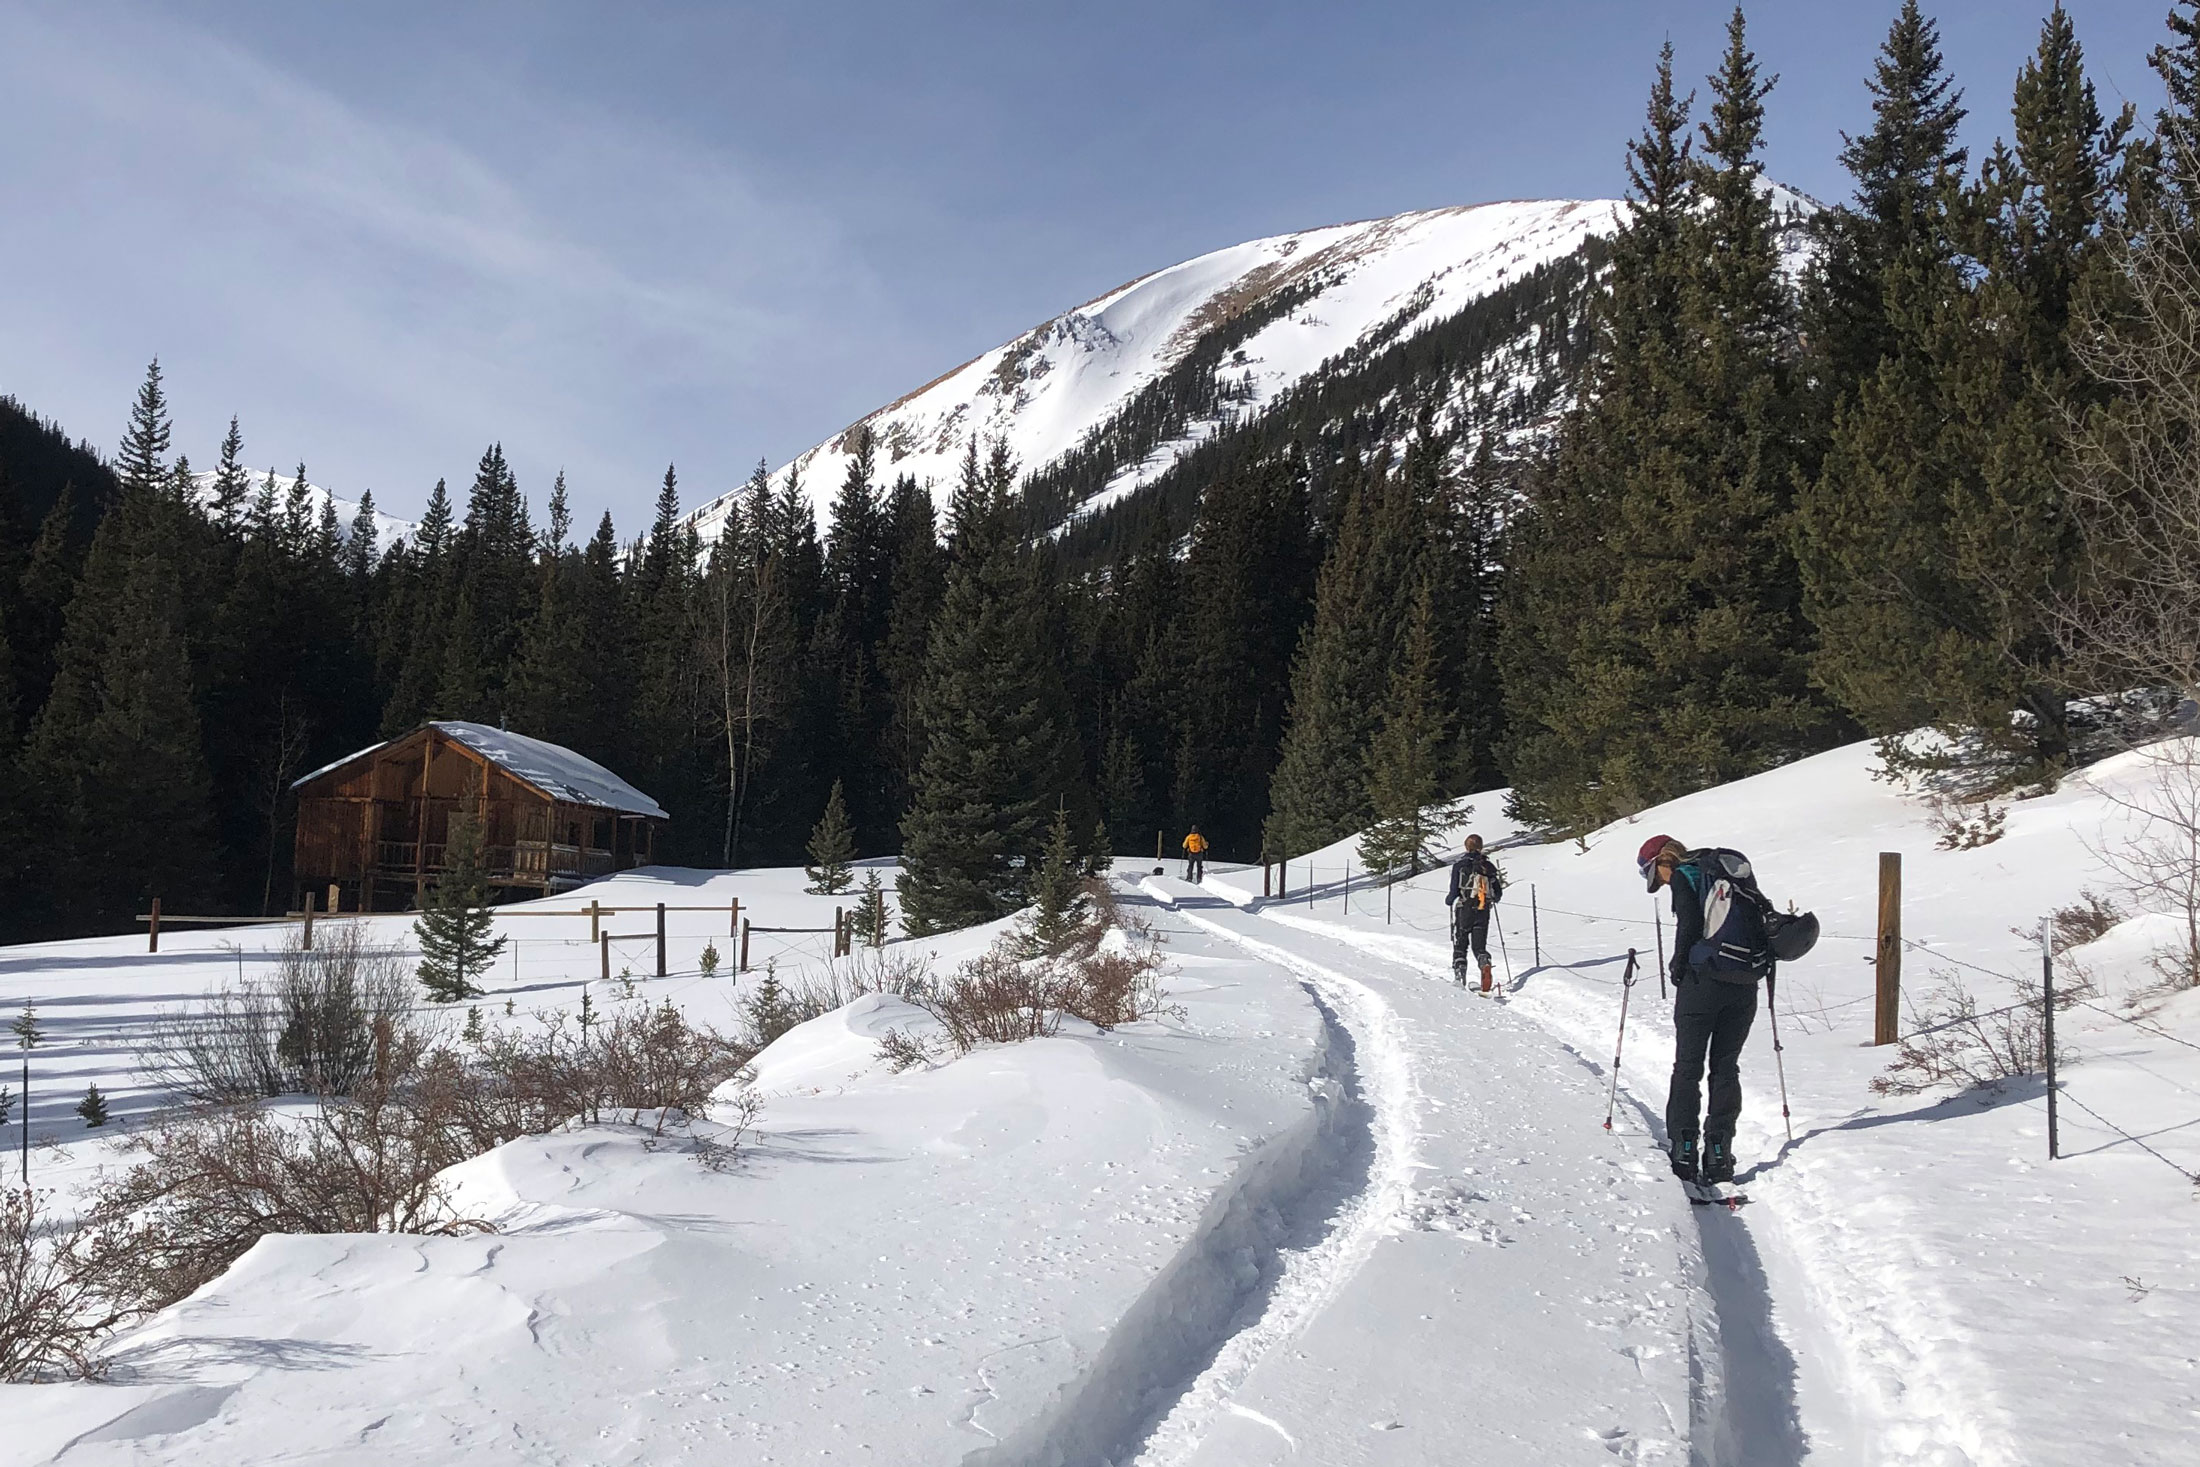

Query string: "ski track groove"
[[1123, 905, 1419, 1467], [1232, 892, 2026, 1467]]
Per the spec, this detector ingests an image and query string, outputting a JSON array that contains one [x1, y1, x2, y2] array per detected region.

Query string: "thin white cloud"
[[0, 2, 901, 523]]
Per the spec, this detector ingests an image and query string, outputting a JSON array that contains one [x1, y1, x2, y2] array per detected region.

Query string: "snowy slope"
[[689, 198, 1623, 540], [185, 468, 418, 550]]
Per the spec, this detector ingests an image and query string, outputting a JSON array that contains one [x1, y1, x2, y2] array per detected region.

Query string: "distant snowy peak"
[[187, 469, 419, 551], [688, 197, 1628, 542]]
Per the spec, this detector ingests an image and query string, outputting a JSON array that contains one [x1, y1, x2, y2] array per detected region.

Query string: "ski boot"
[[1479, 962, 1494, 993], [1452, 960, 1470, 987], [1700, 1139, 1735, 1186], [1669, 1136, 1699, 1183]]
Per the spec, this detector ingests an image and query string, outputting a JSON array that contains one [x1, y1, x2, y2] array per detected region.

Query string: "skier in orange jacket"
[[1182, 827, 1209, 882]]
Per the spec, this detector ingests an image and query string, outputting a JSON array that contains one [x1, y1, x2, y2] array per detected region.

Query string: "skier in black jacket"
[[1639, 833, 1768, 1186], [1445, 835, 1505, 992]]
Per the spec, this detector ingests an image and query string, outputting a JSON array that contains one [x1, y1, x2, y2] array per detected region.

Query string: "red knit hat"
[[1637, 834, 1678, 890]]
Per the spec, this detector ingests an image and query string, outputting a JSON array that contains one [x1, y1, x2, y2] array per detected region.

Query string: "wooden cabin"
[[290, 722, 669, 912]]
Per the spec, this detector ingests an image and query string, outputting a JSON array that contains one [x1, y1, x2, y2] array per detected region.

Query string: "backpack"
[[1685, 848, 1776, 979]]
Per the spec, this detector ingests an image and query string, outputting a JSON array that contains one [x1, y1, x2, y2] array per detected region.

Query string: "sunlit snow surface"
[[7, 743, 2200, 1464], [687, 198, 1624, 541]]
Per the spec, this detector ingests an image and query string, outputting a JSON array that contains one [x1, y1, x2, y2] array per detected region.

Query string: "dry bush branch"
[[1871, 967, 2089, 1096], [2, 1188, 148, 1382]]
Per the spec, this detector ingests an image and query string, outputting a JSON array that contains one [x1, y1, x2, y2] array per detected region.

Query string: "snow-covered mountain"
[[690, 198, 1626, 542], [186, 468, 419, 551]]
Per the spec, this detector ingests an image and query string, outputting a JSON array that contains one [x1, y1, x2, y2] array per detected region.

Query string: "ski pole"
[[1493, 909, 1515, 989], [1603, 948, 1638, 1131], [1767, 969, 1793, 1143]]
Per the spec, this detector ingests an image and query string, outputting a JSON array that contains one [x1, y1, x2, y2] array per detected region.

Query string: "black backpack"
[[1683, 848, 1817, 977]]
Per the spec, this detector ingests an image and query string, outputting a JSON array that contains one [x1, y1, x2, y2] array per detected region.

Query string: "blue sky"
[[0, 1, 2172, 531]]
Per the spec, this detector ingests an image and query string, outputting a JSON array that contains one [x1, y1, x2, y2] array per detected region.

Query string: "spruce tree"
[[1507, 18, 1824, 828], [898, 444, 1070, 933], [414, 805, 506, 1001], [852, 867, 889, 946], [1026, 804, 1085, 953], [75, 1082, 108, 1128], [115, 359, 172, 501], [1360, 583, 1453, 877], [1803, 6, 2130, 782], [210, 415, 250, 528], [804, 779, 855, 894]]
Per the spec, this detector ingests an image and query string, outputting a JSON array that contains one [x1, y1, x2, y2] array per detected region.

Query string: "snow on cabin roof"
[[292, 723, 669, 820]]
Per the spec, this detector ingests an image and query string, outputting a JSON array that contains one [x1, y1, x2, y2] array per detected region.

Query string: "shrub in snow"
[[699, 940, 721, 979], [1, 1187, 143, 1382], [134, 928, 412, 1101], [1870, 968, 2088, 1096], [2087, 740, 2200, 988]]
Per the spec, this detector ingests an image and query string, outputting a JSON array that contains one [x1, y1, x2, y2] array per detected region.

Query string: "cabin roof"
[[292, 722, 669, 820]]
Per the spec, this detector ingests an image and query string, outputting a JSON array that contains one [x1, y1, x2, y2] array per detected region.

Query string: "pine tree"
[[21, 487, 218, 929], [804, 778, 855, 894], [1083, 816, 1112, 878], [545, 469, 572, 554], [898, 444, 1071, 933], [1803, 5, 2130, 782], [115, 359, 171, 501], [1506, 19, 1824, 829], [851, 867, 889, 946], [1359, 583, 1453, 876], [1027, 805, 1085, 953], [210, 415, 250, 528], [414, 803, 506, 1001], [75, 1082, 108, 1128]]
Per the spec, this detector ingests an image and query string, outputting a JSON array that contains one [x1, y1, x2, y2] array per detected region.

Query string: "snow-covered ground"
[[6, 740, 2198, 1464]]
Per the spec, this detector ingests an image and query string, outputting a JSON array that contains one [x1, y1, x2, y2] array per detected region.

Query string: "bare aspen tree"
[[2061, 132, 2200, 711]]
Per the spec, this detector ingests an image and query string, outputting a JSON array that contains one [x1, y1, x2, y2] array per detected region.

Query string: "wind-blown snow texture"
[[8, 743, 2198, 1464]]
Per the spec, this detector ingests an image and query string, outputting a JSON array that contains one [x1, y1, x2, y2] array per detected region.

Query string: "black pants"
[[1452, 905, 1491, 966], [1184, 854, 1204, 882], [1665, 972, 1758, 1146]]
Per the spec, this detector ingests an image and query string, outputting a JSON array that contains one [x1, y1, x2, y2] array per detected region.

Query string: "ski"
[[1683, 1181, 1749, 1209]]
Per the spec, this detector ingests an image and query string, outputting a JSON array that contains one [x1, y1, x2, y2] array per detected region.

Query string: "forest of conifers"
[[5, 3, 2200, 945]]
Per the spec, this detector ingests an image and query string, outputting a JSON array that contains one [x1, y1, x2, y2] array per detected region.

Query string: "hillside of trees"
[[5, 3, 2199, 945]]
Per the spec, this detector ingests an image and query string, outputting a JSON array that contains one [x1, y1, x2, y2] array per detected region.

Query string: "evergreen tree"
[[75, 1082, 108, 1128], [210, 415, 250, 528], [414, 803, 506, 1001], [1507, 19, 1824, 829], [115, 359, 171, 501], [898, 444, 1071, 933], [1359, 583, 1453, 876], [1083, 816, 1112, 878], [804, 778, 855, 894], [21, 485, 218, 930], [1026, 804, 1085, 953], [1802, 5, 2130, 781], [851, 866, 889, 946], [545, 469, 572, 554]]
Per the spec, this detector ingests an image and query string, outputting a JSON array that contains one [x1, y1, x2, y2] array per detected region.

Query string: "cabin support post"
[[416, 734, 434, 906]]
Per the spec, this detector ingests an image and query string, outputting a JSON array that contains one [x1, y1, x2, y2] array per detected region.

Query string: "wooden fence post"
[[729, 897, 740, 938], [302, 889, 316, 951], [2042, 927, 2058, 1160], [600, 931, 611, 983], [870, 887, 885, 948], [1531, 884, 1540, 969], [835, 906, 847, 957], [589, 900, 601, 945], [656, 902, 667, 978], [739, 919, 751, 973], [1262, 863, 1271, 899], [328, 881, 341, 916], [148, 896, 160, 953], [1875, 852, 1902, 1046]]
